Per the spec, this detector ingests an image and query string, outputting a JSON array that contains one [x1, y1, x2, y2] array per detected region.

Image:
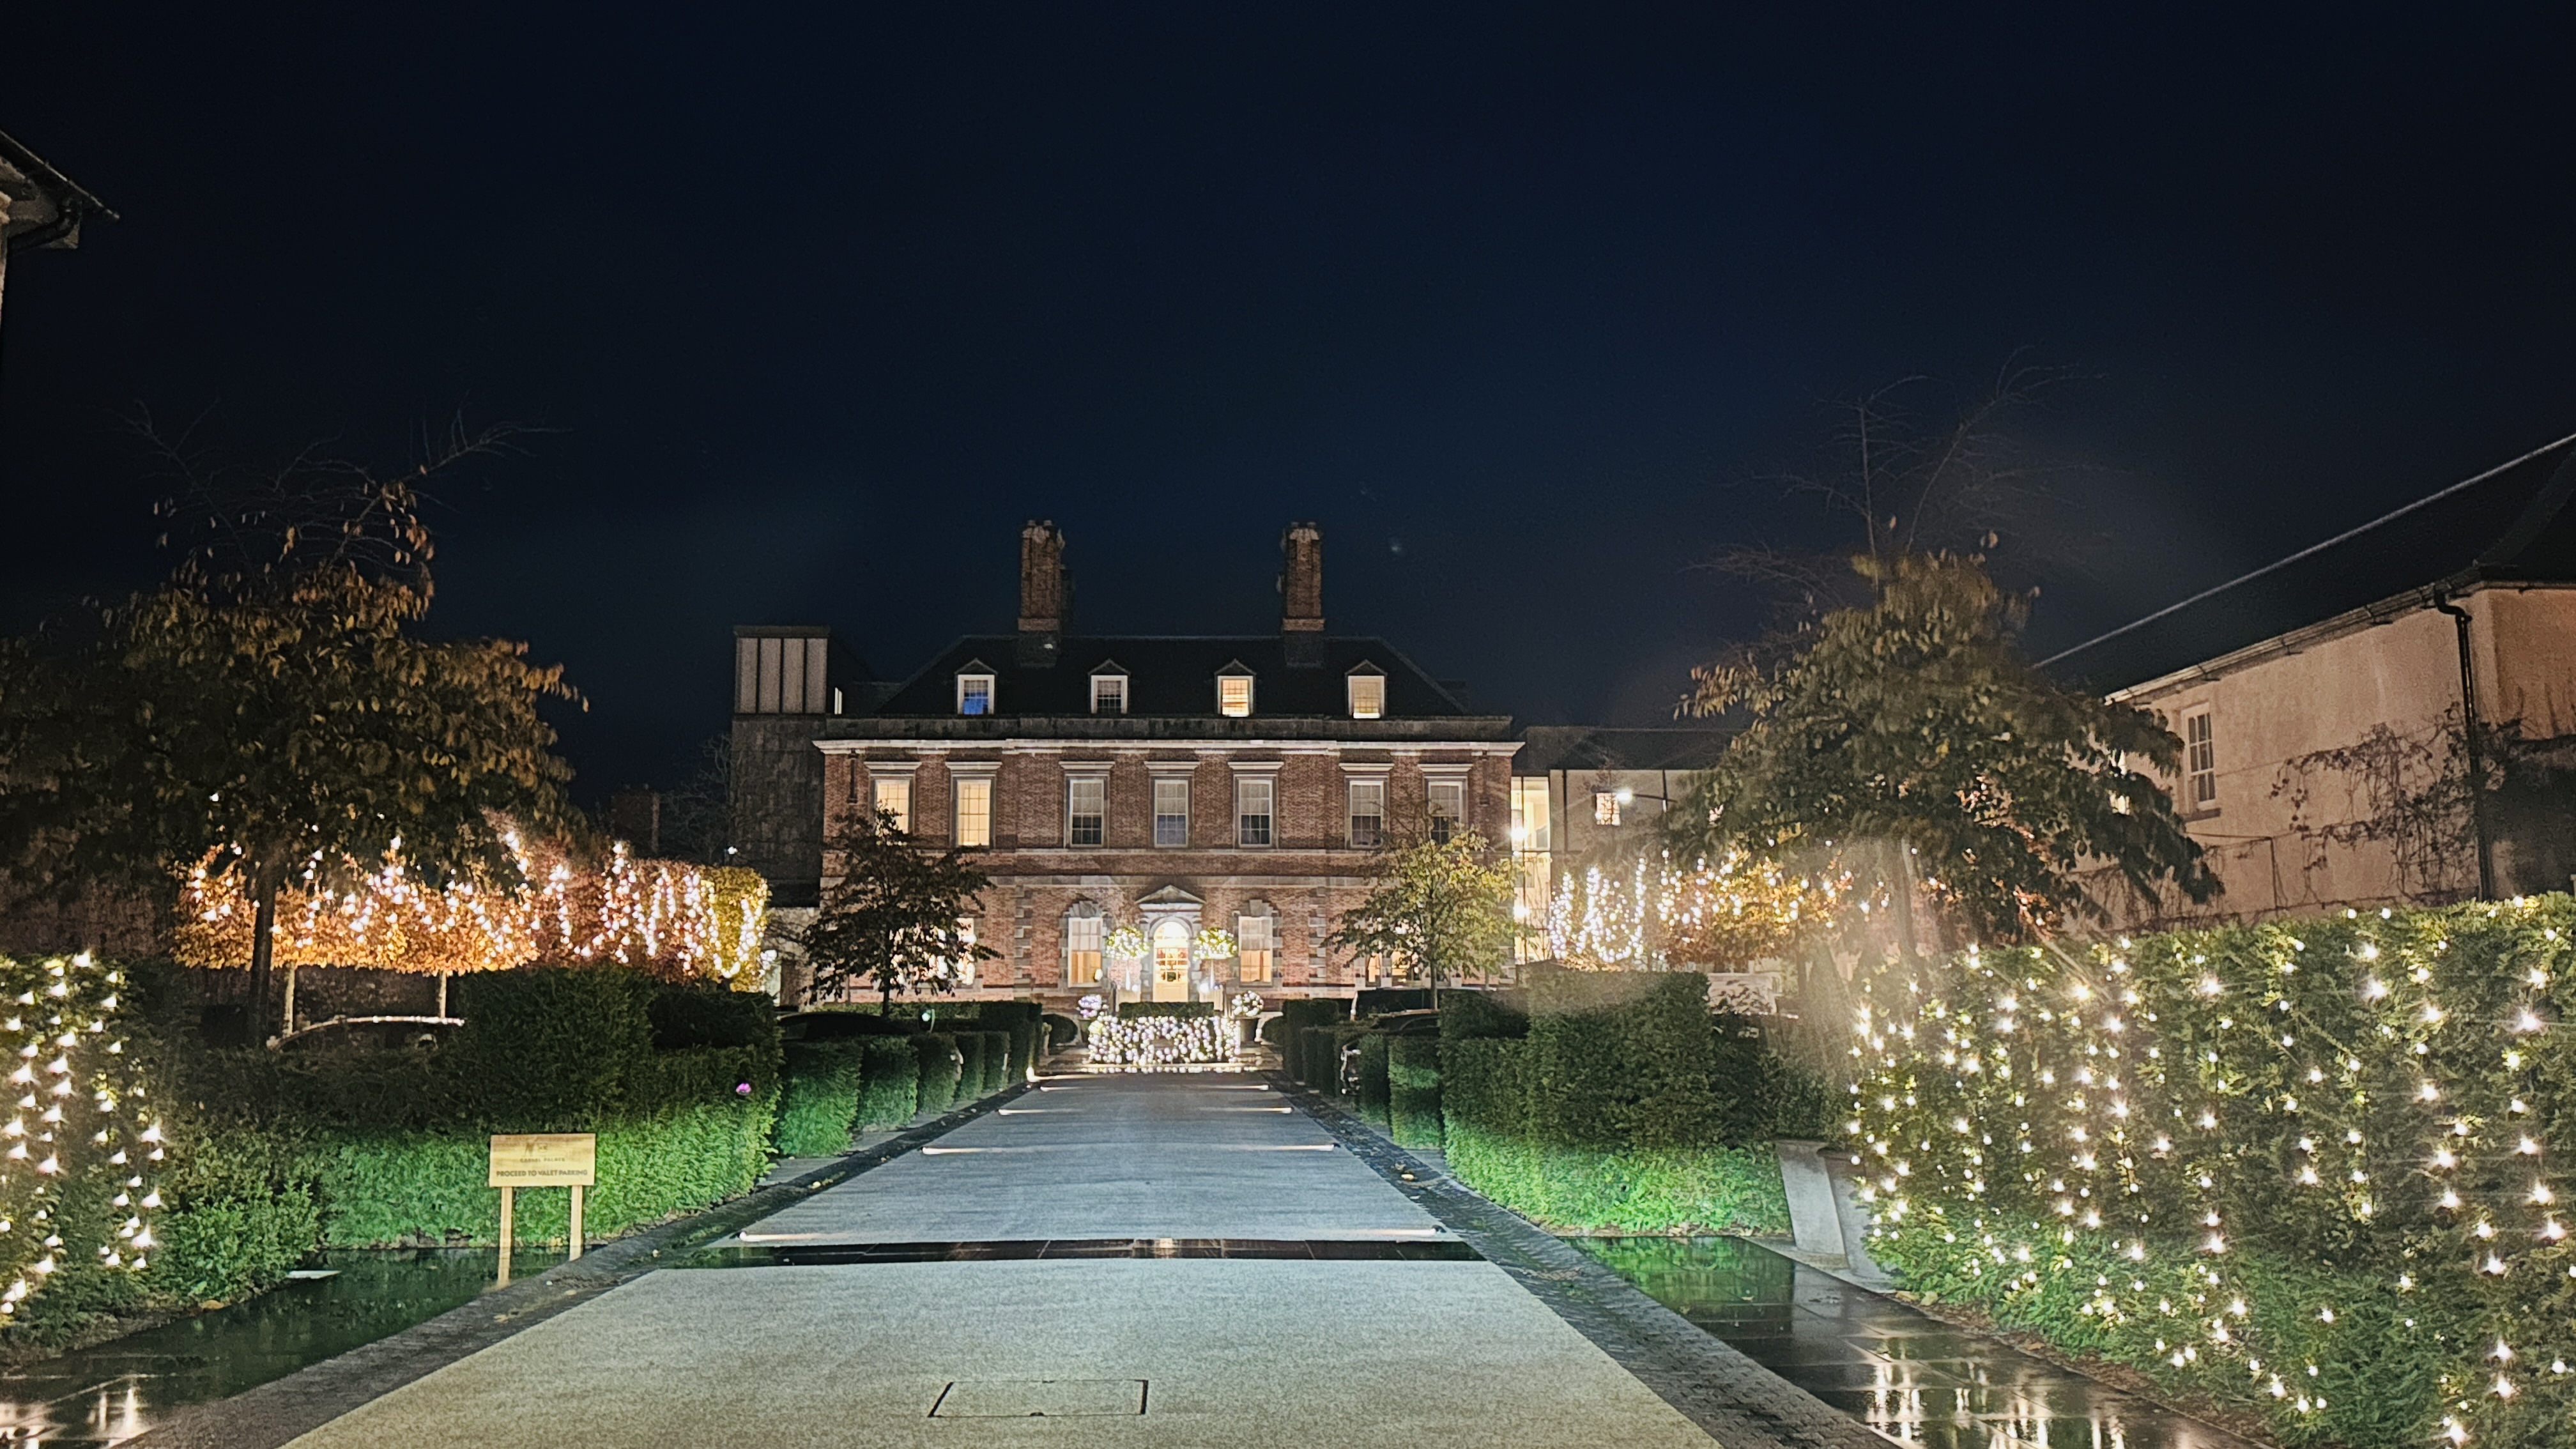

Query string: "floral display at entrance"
[[1087, 1015, 1230, 1066]]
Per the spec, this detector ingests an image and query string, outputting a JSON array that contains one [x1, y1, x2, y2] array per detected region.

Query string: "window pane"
[[1594, 790, 1620, 826], [1068, 776, 1105, 846], [2186, 712, 2216, 805], [1510, 778, 1550, 852], [1154, 778, 1190, 847], [1237, 911, 1275, 982], [954, 778, 992, 847], [873, 777, 912, 832], [958, 675, 993, 716], [1237, 778, 1273, 846], [1092, 676, 1125, 714], [1429, 780, 1464, 843], [1347, 779, 1383, 849], [1066, 907, 1103, 985], [1218, 676, 1253, 717], [1348, 675, 1384, 719]]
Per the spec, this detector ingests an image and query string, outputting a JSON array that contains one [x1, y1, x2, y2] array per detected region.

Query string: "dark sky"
[[7, 4, 2575, 802]]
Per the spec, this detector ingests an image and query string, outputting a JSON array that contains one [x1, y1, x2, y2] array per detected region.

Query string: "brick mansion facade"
[[736, 523, 1519, 1009]]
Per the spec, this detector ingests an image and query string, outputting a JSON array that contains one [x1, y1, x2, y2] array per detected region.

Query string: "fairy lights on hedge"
[[1086, 1015, 1229, 1066], [0, 954, 158, 1321], [173, 836, 769, 986], [1848, 897, 2573, 1447]]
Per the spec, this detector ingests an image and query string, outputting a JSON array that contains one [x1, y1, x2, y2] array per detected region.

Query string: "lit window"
[[1218, 673, 1254, 718], [2184, 709, 2216, 807], [1064, 903, 1103, 986], [1429, 779, 1464, 843], [1236, 776, 1273, 847], [954, 776, 993, 847], [1154, 777, 1190, 847], [957, 673, 995, 716], [1152, 917, 1190, 993], [872, 776, 912, 832], [1510, 778, 1551, 852], [1091, 674, 1126, 714], [1237, 908, 1276, 983], [1347, 778, 1385, 849], [1067, 776, 1105, 847], [1594, 790, 1620, 827], [1347, 672, 1384, 719]]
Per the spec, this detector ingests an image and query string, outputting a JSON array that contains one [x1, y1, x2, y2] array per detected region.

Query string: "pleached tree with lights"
[[1328, 829, 1515, 1003]]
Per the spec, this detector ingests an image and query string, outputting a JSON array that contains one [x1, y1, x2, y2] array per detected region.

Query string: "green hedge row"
[[776, 1043, 869, 1156], [1355, 1034, 1391, 1130], [1117, 1000, 1215, 1020], [858, 1037, 922, 1128], [1275, 999, 1344, 1080], [1388, 1036, 1441, 1149], [1850, 896, 2576, 1449]]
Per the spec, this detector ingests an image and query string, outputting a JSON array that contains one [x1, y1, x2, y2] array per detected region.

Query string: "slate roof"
[[2051, 434, 2576, 691], [1514, 725, 1739, 775], [862, 635, 1480, 720]]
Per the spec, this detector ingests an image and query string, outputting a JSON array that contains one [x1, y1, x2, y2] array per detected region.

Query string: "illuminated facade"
[[1505, 726, 1736, 961], [740, 523, 1517, 1009]]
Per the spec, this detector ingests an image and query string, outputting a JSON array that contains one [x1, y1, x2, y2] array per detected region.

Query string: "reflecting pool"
[[0, 1247, 551, 1446], [1579, 1237, 2260, 1449]]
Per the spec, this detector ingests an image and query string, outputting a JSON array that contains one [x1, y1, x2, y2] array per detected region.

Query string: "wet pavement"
[[0, 1247, 555, 1446], [1577, 1237, 2262, 1449]]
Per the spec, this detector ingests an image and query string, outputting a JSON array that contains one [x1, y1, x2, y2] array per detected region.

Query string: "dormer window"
[[1347, 665, 1386, 720], [1216, 664, 1255, 718], [956, 670, 995, 716], [1091, 670, 1128, 715]]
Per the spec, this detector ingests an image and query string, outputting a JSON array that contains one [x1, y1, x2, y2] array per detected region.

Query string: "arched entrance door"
[[1149, 917, 1192, 1002]]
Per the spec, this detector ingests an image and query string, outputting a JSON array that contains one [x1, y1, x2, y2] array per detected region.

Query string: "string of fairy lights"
[[173, 836, 768, 985], [0, 954, 160, 1319], [1545, 848, 1845, 970], [1848, 898, 2572, 1446]]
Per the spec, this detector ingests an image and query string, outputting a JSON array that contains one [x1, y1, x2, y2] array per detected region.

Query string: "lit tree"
[[1676, 551, 2215, 942], [1328, 830, 1515, 1002], [802, 810, 995, 1008], [0, 428, 577, 1026]]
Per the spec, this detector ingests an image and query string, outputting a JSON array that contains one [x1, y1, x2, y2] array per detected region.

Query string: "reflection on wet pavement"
[[0, 1247, 548, 1446], [1578, 1237, 2261, 1449]]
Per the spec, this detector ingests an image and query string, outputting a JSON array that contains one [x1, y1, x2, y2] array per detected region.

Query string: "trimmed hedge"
[[954, 1032, 988, 1101], [1356, 1033, 1391, 1128], [775, 1042, 868, 1156], [1275, 998, 1344, 1080], [974, 1029, 1011, 1095], [1850, 896, 2576, 1449], [1445, 1123, 1791, 1234], [1389, 1034, 1443, 1148], [1041, 1013, 1080, 1052], [1301, 1027, 1341, 1090], [857, 1036, 922, 1128], [913, 1032, 963, 1112]]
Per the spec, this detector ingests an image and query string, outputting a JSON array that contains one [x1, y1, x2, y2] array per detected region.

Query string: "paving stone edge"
[[1275, 1075, 1895, 1449], [121, 1077, 1042, 1449]]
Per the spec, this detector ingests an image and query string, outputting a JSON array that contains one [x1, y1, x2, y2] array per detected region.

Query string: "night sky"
[[7, 5, 2575, 802]]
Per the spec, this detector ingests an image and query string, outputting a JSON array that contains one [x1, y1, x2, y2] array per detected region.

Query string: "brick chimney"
[[1018, 520, 1069, 668], [1280, 522, 1324, 668]]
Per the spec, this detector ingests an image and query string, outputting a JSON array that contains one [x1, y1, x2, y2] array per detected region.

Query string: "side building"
[[2065, 433, 2576, 926], [740, 522, 1519, 1009]]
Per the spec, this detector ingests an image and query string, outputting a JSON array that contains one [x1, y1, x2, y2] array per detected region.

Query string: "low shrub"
[[1444, 1122, 1792, 1234], [1274, 999, 1344, 1080], [647, 980, 775, 1050], [1440, 989, 1529, 1041], [1300, 1027, 1340, 1089], [775, 1043, 867, 1156], [1041, 1013, 1080, 1052], [1388, 1034, 1442, 1149], [857, 1037, 921, 1128], [913, 1032, 963, 1112], [953, 1032, 988, 1101]]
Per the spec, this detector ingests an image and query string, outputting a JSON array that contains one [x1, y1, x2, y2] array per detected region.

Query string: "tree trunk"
[[1887, 839, 1921, 970], [248, 875, 280, 1038]]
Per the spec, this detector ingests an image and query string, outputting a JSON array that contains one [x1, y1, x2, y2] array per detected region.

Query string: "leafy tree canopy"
[[1328, 830, 1515, 999], [802, 811, 995, 1007], [1675, 552, 2216, 942]]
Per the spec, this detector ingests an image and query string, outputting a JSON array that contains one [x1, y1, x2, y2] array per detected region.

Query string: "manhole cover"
[[929, 1379, 1147, 1417]]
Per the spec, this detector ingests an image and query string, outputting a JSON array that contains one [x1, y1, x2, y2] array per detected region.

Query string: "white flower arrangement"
[[1192, 926, 1237, 960], [1104, 924, 1149, 960], [1224, 991, 1265, 1021], [1086, 1015, 1230, 1066], [1075, 993, 1105, 1022]]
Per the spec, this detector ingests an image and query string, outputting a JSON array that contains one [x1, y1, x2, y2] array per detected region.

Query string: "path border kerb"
[[121, 1080, 1039, 1449], [1273, 1076, 1892, 1449]]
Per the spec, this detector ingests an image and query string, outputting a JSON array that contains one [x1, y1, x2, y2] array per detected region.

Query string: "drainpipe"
[[2430, 594, 2495, 900]]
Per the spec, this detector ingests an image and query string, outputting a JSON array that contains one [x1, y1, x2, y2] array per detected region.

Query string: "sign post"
[[488, 1133, 597, 1287]]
